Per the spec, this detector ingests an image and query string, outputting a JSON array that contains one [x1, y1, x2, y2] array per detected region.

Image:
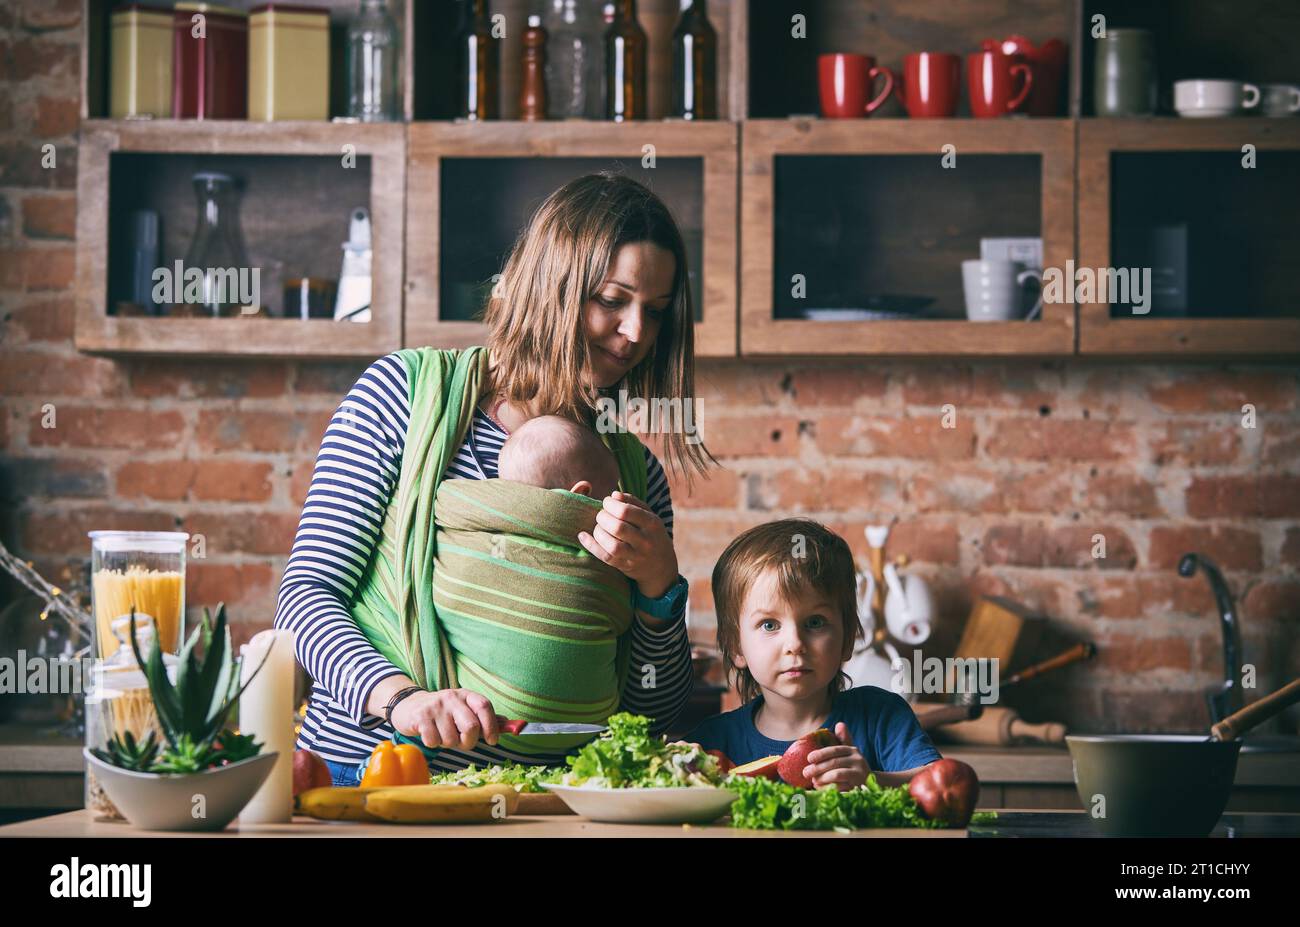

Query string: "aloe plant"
[[120, 603, 271, 771]]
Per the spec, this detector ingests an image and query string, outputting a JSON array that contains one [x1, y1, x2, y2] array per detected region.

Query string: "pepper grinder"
[[520, 15, 547, 120]]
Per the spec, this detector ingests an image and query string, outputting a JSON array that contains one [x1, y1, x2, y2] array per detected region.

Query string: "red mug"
[[967, 50, 1033, 118], [818, 53, 896, 118], [901, 52, 961, 118]]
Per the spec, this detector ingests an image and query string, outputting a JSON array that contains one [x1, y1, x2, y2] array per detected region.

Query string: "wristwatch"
[[632, 573, 689, 620]]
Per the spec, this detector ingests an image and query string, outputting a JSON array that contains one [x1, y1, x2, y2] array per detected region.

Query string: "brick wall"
[[2, 4, 1297, 735]]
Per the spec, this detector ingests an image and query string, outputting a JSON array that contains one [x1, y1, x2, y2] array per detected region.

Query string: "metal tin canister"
[[1093, 28, 1157, 116], [249, 4, 331, 121], [110, 4, 174, 118], [172, 2, 249, 119]]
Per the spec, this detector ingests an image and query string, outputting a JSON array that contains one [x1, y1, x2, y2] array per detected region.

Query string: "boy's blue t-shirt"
[[685, 686, 942, 772]]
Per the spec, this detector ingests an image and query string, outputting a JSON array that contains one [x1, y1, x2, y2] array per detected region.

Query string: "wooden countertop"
[[0, 807, 969, 838]]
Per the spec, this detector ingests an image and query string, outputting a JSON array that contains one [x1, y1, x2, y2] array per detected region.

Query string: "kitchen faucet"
[[1178, 553, 1244, 725]]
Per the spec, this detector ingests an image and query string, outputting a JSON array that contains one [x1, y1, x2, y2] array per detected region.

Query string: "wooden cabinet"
[[72, 0, 1300, 360], [405, 120, 738, 357], [1077, 118, 1300, 357], [740, 118, 1076, 356], [73, 120, 405, 358]]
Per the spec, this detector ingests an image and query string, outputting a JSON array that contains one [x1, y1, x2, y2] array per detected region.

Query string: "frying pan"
[[1066, 678, 1300, 836]]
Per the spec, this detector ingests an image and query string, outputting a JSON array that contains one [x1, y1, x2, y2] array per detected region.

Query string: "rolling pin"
[[912, 702, 983, 730], [932, 706, 1066, 745]]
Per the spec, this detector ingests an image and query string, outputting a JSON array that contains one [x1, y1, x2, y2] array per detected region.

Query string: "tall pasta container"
[[89, 531, 189, 659], [85, 531, 187, 818], [110, 4, 174, 118]]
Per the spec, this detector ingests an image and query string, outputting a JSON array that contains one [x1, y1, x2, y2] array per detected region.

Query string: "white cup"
[[1174, 79, 1261, 117], [1260, 83, 1300, 117], [962, 259, 1042, 322]]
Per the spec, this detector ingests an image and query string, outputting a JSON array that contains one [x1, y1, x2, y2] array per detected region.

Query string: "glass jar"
[[346, 0, 400, 122], [89, 530, 189, 661], [84, 615, 178, 819]]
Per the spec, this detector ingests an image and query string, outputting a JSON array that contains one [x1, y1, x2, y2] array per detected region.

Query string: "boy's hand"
[[804, 722, 871, 791]]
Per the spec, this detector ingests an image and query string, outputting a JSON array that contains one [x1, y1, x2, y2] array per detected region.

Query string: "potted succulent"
[[83, 603, 277, 831]]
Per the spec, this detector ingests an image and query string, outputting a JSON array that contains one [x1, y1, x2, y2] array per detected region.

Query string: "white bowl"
[[84, 747, 278, 832], [541, 783, 737, 824]]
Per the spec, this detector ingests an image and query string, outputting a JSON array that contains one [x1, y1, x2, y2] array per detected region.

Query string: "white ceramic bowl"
[[84, 747, 278, 832], [541, 783, 737, 824]]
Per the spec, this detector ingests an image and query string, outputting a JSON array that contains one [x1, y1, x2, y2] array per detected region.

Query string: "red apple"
[[908, 758, 980, 827], [705, 750, 735, 774], [293, 750, 331, 797], [731, 755, 782, 780], [777, 728, 839, 788]]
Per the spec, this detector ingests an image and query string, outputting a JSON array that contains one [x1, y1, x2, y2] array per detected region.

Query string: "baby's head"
[[712, 518, 861, 704], [498, 415, 621, 500]]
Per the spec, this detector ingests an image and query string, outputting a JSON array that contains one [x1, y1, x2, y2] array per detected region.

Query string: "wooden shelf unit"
[[71, 1, 1300, 360], [74, 120, 405, 358], [1077, 117, 1300, 357], [405, 120, 739, 357], [740, 118, 1077, 357]]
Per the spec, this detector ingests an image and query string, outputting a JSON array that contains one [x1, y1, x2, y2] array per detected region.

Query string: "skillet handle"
[[1211, 678, 1300, 741]]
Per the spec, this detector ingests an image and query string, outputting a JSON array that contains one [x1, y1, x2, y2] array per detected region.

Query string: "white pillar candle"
[[237, 628, 295, 824]]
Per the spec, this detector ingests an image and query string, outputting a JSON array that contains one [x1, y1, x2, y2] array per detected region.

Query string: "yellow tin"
[[110, 5, 173, 118], [248, 4, 331, 121]]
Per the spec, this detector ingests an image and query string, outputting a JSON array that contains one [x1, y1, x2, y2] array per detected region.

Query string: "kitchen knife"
[[495, 716, 606, 736]]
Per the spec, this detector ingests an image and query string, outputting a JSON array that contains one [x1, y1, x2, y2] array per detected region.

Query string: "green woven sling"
[[348, 345, 649, 755]]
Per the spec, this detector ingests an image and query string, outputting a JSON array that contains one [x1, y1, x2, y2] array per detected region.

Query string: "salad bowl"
[[542, 783, 737, 824]]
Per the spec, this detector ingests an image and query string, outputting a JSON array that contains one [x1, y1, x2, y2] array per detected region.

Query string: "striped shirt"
[[274, 353, 691, 770]]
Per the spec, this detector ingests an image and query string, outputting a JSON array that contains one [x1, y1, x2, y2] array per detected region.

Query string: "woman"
[[275, 173, 716, 785]]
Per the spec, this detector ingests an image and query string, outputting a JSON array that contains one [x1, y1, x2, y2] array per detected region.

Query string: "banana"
[[362, 783, 520, 824], [296, 784, 462, 822], [296, 786, 377, 821]]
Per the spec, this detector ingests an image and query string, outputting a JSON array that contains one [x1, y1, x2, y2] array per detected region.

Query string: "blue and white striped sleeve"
[[274, 353, 411, 730], [620, 446, 693, 736]]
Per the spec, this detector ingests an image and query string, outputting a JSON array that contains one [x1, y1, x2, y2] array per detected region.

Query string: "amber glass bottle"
[[455, 0, 498, 120], [672, 0, 716, 119], [605, 0, 647, 121]]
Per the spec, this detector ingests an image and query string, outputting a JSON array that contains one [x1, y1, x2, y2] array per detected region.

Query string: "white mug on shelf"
[[961, 259, 1042, 322], [1260, 83, 1300, 117], [1173, 79, 1261, 117]]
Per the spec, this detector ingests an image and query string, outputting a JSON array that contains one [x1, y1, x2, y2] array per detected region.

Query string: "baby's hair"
[[499, 415, 620, 499], [712, 518, 861, 703]]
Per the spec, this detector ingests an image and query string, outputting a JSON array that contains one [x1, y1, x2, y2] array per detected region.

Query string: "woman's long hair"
[[480, 171, 716, 491]]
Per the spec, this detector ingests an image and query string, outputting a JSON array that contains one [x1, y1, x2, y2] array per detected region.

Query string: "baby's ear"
[[570, 480, 593, 496]]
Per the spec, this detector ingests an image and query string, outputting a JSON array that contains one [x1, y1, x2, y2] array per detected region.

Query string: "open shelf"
[[74, 120, 404, 358], [1077, 117, 1300, 357], [410, 0, 742, 121], [83, 0, 408, 122], [740, 118, 1076, 356], [1079, 0, 1300, 117], [745, 0, 1080, 119], [405, 120, 738, 356]]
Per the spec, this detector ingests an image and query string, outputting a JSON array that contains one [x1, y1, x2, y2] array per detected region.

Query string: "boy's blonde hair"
[[712, 519, 861, 703], [480, 171, 717, 494]]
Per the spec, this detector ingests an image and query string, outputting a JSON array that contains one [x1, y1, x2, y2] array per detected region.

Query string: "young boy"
[[686, 518, 942, 790]]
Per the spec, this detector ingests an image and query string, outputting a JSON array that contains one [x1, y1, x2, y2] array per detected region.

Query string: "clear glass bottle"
[[347, 0, 400, 122], [544, 0, 602, 119], [181, 173, 251, 318]]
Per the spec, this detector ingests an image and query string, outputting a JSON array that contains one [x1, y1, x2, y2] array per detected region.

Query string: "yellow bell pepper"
[[361, 740, 430, 788]]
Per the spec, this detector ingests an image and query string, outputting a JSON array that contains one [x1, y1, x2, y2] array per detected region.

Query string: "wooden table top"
[[0, 807, 974, 838]]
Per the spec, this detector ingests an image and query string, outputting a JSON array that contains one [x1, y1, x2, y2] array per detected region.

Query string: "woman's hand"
[[803, 722, 871, 791], [389, 688, 500, 751], [577, 490, 678, 597]]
